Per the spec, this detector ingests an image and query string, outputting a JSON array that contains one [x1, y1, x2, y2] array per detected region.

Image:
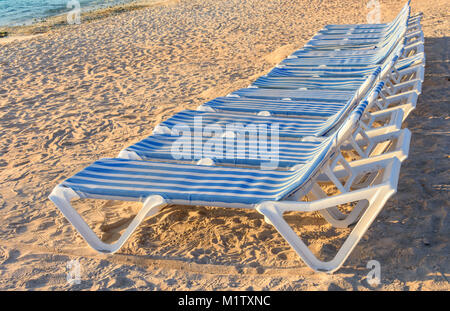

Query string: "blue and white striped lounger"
[[119, 121, 411, 169], [285, 41, 423, 67], [304, 27, 423, 52], [165, 82, 385, 140], [152, 83, 383, 140], [198, 97, 351, 118], [269, 51, 425, 79], [119, 79, 414, 167], [313, 5, 410, 38], [250, 54, 421, 92], [119, 134, 325, 169], [197, 66, 381, 119], [291, 33, 422, 59], [251, 76, 367, 91], [280, 38, 407, 67], [298, 21, 407, 59]]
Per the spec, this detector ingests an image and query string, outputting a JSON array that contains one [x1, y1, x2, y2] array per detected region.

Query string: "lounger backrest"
[[385, 1, 411, 33], [373, 4, 410, 56], [315, 66, 381, 136], [284, 80, 385, 199]]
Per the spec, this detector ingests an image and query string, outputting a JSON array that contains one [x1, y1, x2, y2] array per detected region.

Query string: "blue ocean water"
[[0, 0, 134, 27]]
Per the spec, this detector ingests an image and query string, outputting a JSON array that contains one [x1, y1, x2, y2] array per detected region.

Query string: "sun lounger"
[[291, 33, 423, 59], [201, 57, 422, 119], [197, 46, 407, 121], [152, 81, 381, 140], [270, 46, 424, 79], [49, 98, 406, 272], [303, 4, 410, 50], [118, 86, 411, 170], [247, 56, 422, 91], [314, 4, 411, 38]]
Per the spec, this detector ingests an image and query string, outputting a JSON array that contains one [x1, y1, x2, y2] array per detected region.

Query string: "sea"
[[0, 0, 136, 27]]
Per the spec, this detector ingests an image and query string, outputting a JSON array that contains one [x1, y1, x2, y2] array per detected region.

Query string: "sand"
[[0, 0, 448, 290]]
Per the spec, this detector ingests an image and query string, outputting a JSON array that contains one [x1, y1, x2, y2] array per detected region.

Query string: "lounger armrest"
[[262, 156, 400, 214], [387, 78, 422, 95], [403, 40, 424, 56], [396, 63, 425, 82], [376, 90, 418, 112], [365, 105, 406, 130], [358, 128, 411, 162], [405, 30, 424, 45]]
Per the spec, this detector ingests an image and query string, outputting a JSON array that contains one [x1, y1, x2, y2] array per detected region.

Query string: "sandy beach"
[[0, 0, 448, 290]]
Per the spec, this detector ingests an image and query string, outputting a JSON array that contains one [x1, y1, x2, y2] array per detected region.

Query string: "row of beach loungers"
[[49, 1, 425, 273]]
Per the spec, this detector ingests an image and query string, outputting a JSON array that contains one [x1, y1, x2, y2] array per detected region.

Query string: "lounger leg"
[[49, 185, 167, 254], [257, 188, 392, 273], [256, 157, 401, 273]]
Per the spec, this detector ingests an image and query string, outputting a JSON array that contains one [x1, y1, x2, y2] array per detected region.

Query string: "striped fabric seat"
[[201, 97, 347, 118], [312, 32, 394, 41], [293, 47, 387, 58], [305, 17, 407, 49], [61, 138, 332, 206], [122, 134, 325, 169], [285, 50, 423, 73], [292, 44, 397, 58], [313, 16, 408, 40], [268, 51, 425, 79], [157, 110, 340, 138], [305, 37, 385, 48], [281, 55, 385, 67], [285, 35, 405, 67], [322, 24, 389, 32], [305, 22, 407, 50], [201, 73, 384, 117], [229, 88, 354, 101], [165, 81, 383, 139], [268, 65, 380, 77], [251, 76, 366, 90], [320, 13, 420, 36]]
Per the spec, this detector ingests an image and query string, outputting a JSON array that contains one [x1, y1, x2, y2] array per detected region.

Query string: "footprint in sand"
[[0, 246, 8, 264]]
